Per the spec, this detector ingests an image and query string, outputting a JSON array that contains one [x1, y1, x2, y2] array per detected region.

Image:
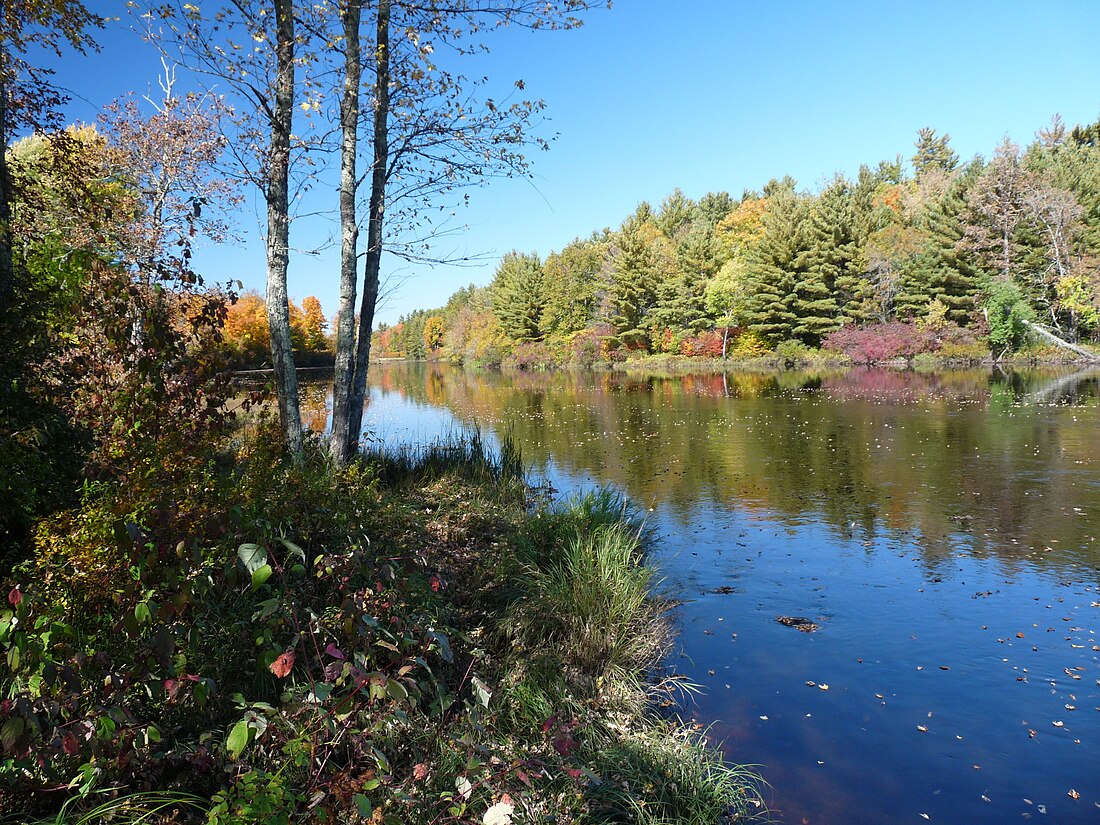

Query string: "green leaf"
[[134, 602, 151, 624], [277, 538, 306, 563], [362, 778, 381, 792], [385, 678, 409, 703], [427, 629, 453, 664], [1, 717, 25, 751], [146, 725, 161, 744], [471, 675, 492, 709], [353, 794, 372, 817], [226, 720, 250, 759], [251, 564, 273, 590], [237, 543, 268, 575]]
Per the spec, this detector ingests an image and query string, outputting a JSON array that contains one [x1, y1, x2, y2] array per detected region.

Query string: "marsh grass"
[[364, 429, 524, 496], [585, 723, 767, 825]]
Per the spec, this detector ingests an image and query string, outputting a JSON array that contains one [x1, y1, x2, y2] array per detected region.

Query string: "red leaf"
[[325, 643, 345, 660], [430, 575, 442, 592], [270, 649, 295, 678], [7, 587, 21, 607], [62, 733, 80, 756]]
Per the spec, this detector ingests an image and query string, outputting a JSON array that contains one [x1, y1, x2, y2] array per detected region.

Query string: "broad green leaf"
[[385, 678, 409, 703], [427, 629, 453, 664], [1, 717, 25, 751], [134, 602, 151, 624], [251, 563, 273, 590], [237, 543, 268, 575], [226, 720, 250, 759], [353, 794, 372, 817]]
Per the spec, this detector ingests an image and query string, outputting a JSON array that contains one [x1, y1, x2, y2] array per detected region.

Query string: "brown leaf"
[[270, 649, 295, 678], [412, 763, 428, 781]]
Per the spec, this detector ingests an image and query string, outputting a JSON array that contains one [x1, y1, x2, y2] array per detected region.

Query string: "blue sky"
[[42, 0, 1100, 324]]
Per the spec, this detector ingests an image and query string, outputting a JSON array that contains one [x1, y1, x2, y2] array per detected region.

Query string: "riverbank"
[[0, 430, 761, 823], [369, 339, 1100, 378]]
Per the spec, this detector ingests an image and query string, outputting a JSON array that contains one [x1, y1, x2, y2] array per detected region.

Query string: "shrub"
[[569, 324, 621, 366], [502, 341, 556, 371], [823, 322, 937, 363], [678, 330, 725, 358]]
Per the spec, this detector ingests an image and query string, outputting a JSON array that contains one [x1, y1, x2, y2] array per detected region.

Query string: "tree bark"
[[266, 0, 303, 456], [346, 0, 389, 448], [0, 46, 14, 311], [329, 0, 362, 465]]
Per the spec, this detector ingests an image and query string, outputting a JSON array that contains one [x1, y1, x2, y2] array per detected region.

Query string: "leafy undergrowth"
[[1, 430, 763, 824]]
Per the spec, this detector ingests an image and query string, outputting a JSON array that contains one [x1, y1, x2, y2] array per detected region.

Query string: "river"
[[302, 363, 1100, 825]]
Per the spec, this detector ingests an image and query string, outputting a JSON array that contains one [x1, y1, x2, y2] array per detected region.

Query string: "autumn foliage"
[[222, 290, 332, 365]]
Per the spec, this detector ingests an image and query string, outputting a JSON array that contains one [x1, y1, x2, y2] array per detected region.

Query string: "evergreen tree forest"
[[390, 120, 1100, 366]]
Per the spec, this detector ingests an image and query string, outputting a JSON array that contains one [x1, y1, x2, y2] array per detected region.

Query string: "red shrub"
[[823, 323, 938, 363]]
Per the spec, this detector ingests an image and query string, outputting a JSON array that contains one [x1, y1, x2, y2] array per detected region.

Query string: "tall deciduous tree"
[[0, 0, 101, 310], [136, 0, 315, 456], [329, 0, 596, 463]]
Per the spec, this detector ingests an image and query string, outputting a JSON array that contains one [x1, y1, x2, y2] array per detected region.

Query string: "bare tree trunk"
[[329, 0, 362, 465], [0, 52, 14, 311], [346, 0, 389, 448], [1024, 320, 1100, 362], [266, 0, 303, 456]]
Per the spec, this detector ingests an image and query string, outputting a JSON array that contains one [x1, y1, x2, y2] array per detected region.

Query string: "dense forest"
[[382, 120, 1100, 366]]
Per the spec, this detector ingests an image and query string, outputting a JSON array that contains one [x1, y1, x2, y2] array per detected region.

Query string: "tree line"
[[393, 119, 1100, 366]]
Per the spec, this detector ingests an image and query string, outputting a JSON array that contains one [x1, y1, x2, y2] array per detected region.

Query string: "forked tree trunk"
[[346, 0, 389, 449], [329, 0, 362, 465], [266, 0, 303, 456]]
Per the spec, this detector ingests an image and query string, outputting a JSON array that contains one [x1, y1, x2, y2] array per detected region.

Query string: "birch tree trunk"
[[329, 0, 362, 465], [346, 0, 389, 448], [266, 0, 303, 456], [0, 48, 14, 310]]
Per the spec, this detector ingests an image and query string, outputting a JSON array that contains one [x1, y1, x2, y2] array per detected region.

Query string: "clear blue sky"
[[43, 0, 1100, 324]]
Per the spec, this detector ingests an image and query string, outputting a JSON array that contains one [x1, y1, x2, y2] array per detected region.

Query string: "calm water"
[[303, 364, 1100, 824]]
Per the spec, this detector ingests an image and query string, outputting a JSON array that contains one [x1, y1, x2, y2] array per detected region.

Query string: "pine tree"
[[608, 215, 666, 347], [913, 127, 959, 179], [490, 251, 545, 342], [743, 189, 809, 343]]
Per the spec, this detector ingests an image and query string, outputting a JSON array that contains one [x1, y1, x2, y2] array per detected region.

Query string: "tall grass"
[[586, 724, 767, 825], [11, 792, 208, 825], [503, 488, 669, 689], [363, 429, 524, 493]]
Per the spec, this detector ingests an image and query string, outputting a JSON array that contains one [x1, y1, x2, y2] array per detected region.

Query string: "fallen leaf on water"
[[1069, 789, 1080, 799], [818, 683, 829, 691]]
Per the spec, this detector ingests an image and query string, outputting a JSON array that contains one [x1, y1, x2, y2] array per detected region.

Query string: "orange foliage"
[[223, 290, 269, 361]]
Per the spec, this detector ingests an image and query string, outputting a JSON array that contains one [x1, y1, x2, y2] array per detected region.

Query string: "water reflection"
[[358, 365, 1100, 576], [306, 364, 1100, 824]]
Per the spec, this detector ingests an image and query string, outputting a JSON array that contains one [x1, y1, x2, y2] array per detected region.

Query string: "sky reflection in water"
[[301, 364, 1100, 824]]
